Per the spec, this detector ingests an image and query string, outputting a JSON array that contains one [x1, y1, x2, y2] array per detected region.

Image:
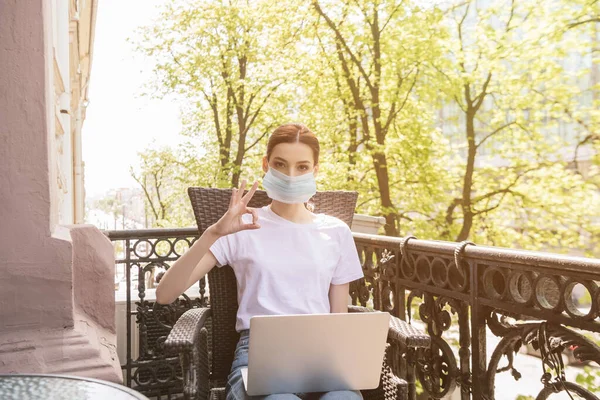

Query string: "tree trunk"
[[457, 107, 476, 241], [347, 115, 358, 181], [372, 151, 398, 236]]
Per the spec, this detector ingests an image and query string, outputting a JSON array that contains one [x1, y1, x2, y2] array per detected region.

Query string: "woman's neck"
[[269, 201, 314, 224]]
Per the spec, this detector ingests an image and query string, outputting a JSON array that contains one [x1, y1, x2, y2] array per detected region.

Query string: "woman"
[[156, 123, 364, 400]]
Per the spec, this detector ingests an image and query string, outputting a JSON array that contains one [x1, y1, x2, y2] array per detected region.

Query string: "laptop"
[[241, 312, 390, 396]]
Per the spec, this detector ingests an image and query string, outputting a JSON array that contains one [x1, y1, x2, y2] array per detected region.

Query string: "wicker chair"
[[164, 188, 430, 400]]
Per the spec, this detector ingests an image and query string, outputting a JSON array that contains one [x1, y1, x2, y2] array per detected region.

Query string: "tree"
[[555, 0, 600, 190], [135, 0, 308, 187], [565, 0, 600, 30], [132, 0, 599, 257], [431, 0, 599, 252], [131, 145, 206, 228], [309, 0, 448, 236]]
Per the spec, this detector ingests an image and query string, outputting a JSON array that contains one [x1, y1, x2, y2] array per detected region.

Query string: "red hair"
[[266, 123, 320, 164]]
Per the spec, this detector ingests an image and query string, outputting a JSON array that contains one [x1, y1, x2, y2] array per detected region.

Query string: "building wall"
[[0, 0, 119, 382], [0, 0, 73, 333], [436, 1, 599, 166], [49, 0, 95, 225]]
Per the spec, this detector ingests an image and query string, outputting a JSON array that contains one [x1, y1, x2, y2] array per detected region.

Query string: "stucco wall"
[[0, 0, 74, 332], [0, 0, 120, 382]]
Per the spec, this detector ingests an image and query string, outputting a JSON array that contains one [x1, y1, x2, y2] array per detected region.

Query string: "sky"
[[81, 0, 445, 201], [82, 0, 182, 199]]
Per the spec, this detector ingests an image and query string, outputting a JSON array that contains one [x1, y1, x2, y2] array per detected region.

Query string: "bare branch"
[[380, 0, 405, 33], [505, 0, 515, 33], [244, 82, 285, 135], [471, 164, 547, 213], [243, 81, 275, 121], [313, 1, 374, 91], [475, 121, 516, 149], [244, 122, 277, 153], [383, 67, 420, 135], [445, 197, 462, 226], [574, 133, 600, 164], [473, 72, 492, 111], [357, 196, 378, 208], [568, 17, 600, 29], [456, 1, 471, 67], [132, 171, 160, 221]]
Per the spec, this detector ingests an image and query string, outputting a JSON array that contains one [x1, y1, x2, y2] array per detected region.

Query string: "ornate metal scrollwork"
[[409, 291, 467, 399], [107, 228, 600, 400], [114, 232, 201, 396], [353, 243, 398, 308], [486, 311, 600, 400]]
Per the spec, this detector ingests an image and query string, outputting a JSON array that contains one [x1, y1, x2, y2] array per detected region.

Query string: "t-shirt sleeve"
[[209, 234, 236, 267], [331, 225, 364, 285]]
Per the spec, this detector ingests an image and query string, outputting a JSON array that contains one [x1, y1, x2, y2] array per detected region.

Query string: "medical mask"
[[262, 168, 317, 204]]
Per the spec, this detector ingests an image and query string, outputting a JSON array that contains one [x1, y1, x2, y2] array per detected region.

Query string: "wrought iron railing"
[[351, 234, 600, 400], [106, 228, 600, 400], [106, 228, 205, 400]]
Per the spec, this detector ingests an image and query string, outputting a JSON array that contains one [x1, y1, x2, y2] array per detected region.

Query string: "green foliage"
[[131, 0, 599, 257], [576, 366, 600, 393], [133, 0, 311, 187], [130, 144, 207, 227]]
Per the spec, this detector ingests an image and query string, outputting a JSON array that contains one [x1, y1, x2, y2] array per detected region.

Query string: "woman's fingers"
[[230, 179, 248, 209], [242, 181, 259, 205], [230, 188, 238, 208], [241, 207, 260, 230], [229, 188, 236, 208], [237, 180, 247, 203], [247, 207, 259, 224], [241, 221, 261, 230]]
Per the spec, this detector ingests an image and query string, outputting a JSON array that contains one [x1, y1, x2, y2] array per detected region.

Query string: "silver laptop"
[[241, 312, 390, 396]]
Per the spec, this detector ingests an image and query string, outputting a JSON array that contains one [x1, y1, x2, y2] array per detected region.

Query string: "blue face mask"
[[262, 168, 317, 204]]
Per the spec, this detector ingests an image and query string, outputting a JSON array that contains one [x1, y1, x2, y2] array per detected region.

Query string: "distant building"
[[87, 187, 147, 230], [49, 0, 97, 224], [436, 2, 599, 171]]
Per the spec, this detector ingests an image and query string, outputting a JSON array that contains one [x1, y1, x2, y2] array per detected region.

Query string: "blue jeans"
[[226, 330, 363, 400]]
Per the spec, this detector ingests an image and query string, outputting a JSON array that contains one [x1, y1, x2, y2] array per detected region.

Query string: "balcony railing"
[[105, 228, 600, 400], [107, 228, 206, 400]]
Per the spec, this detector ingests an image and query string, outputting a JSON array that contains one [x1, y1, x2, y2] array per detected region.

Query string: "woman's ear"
[[313, 164, 319, 177], [262, 156, 269, 173]]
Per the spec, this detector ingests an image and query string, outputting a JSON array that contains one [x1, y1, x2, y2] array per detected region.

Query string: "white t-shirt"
[[209, 205, 364, 332]]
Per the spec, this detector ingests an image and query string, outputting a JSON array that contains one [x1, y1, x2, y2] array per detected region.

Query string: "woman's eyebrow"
[[273, 157, 311, 164]]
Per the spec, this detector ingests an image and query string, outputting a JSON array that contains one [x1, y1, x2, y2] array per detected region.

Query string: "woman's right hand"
[[211, 180, 261, 237]]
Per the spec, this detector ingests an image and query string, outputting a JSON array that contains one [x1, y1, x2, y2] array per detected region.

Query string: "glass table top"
[[0, 374, 149, 400]]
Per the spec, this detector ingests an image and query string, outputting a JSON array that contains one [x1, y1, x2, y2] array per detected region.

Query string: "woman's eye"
[[299, 165, 309, 171], [274, 162, 284, 168]]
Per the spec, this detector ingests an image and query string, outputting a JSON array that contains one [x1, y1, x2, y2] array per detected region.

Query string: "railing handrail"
[[105, 227, 600, 271], [103, 227, 199, 240], [353, 232, 600, 272], [105, 227, 600, 399]]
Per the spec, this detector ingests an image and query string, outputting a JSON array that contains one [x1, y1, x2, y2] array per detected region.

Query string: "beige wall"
[[0, 0, 98, 332], [50, 0, 95, 225], [0, 0, 120, 382], [0, 0, 74, 331]]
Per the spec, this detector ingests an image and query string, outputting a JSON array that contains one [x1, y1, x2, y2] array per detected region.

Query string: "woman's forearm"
[[155, 226, 221, 304]]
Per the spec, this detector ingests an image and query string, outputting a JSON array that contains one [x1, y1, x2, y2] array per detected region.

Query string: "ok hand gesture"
[[212, 180, 261, 236]]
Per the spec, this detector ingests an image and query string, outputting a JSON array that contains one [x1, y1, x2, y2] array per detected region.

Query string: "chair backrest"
[[187, 187, 359, 382]]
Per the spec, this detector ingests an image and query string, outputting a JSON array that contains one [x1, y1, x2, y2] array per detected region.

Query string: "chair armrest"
[[348, 305, 430, 348], [165, 307, 212, 352], [389, 314, 430, 349]]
